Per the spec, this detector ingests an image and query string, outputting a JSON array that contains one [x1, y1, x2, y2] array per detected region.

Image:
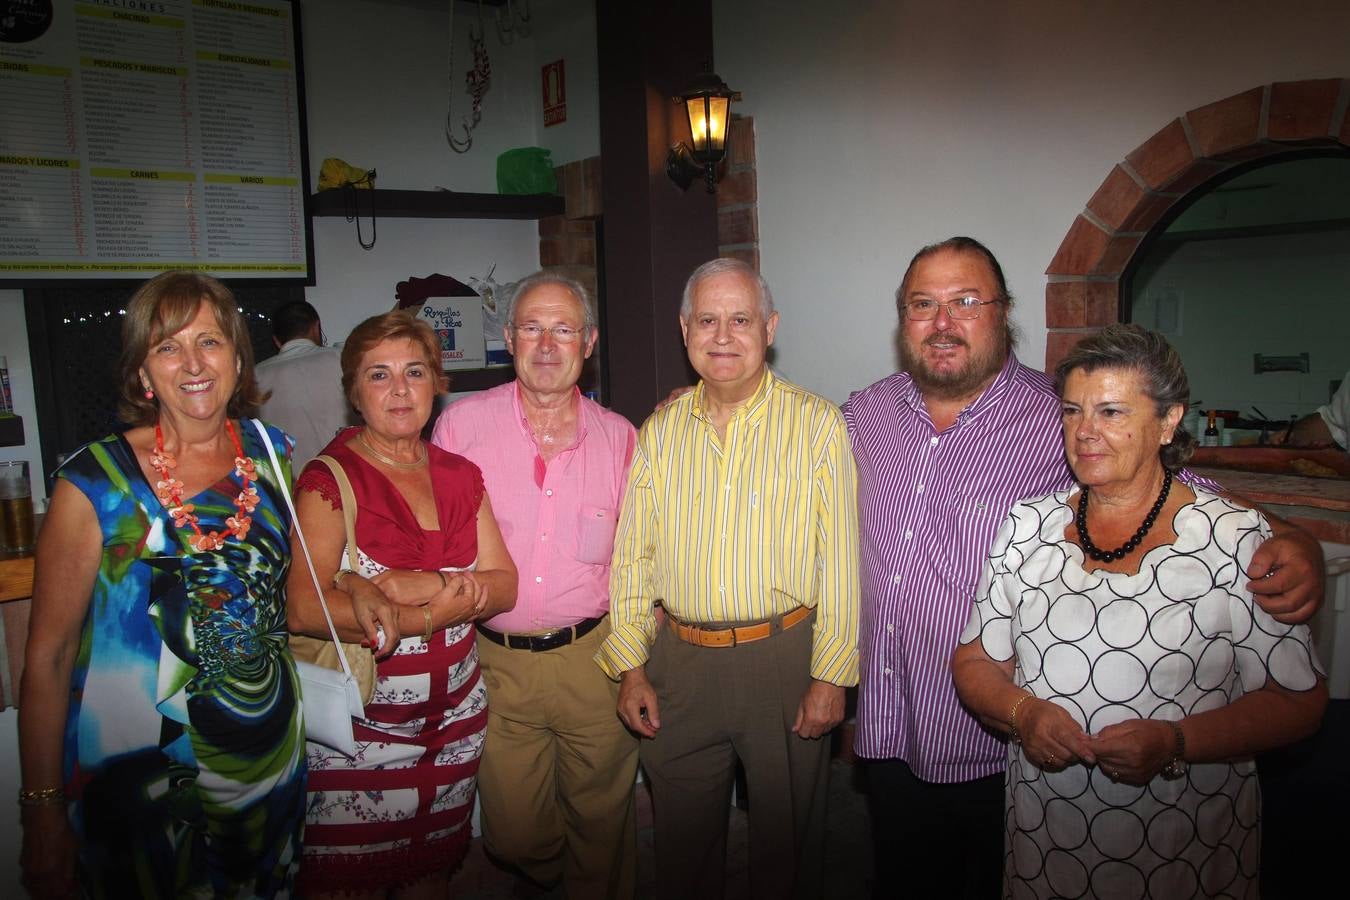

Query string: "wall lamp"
[[666, 71, 741, 193]]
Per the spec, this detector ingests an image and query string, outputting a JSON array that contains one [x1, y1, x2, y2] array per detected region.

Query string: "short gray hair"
[[1054, 323, 1194, 470], [506, 271, 597, 335], [680, 258, 775, 320]]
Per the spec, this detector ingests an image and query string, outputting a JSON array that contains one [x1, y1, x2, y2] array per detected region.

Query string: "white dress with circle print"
[[960, 487, 1323, 900]]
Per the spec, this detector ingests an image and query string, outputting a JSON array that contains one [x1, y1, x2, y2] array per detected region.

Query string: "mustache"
[[924, 334, 968, 348]]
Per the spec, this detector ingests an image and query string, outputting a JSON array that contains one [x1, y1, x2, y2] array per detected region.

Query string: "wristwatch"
[[1160, 720, 1187, 780]]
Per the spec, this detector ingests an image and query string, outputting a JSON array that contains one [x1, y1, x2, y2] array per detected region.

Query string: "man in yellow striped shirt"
[[595, 258, 860, 899]]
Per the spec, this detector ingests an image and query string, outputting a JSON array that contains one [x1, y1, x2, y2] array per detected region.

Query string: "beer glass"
[[0, 460, 34, 555]]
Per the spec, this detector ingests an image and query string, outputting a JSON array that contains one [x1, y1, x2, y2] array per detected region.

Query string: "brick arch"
[[1043, 78, 1350, 372]]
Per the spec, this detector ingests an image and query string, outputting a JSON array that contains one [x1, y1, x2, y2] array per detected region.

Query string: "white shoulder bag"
[[252, 419, 365, 756]]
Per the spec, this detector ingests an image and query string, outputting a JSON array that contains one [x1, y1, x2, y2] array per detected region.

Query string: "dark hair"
[[118, 271, 264, 426], [895, 236, 1014, 317], [339, 310, 449, 408], [1054, 323, 1194, 469], [270, 300, 321, 344]]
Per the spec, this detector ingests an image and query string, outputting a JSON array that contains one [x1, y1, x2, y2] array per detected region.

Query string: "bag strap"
[[249, 419, 354, 680], [311, 455, 359, 574]]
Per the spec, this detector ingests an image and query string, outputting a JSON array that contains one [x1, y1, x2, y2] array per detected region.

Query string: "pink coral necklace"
[[150, 419, 259, 552]]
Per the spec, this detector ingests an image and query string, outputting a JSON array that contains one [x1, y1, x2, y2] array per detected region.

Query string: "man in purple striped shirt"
[[842, 236, 1324, 898]]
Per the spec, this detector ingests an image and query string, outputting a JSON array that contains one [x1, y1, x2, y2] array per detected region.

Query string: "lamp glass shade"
[[685, 94, 730, 160]]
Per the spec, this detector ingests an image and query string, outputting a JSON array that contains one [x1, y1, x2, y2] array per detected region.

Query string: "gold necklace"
[[357, 430, 427, 469]]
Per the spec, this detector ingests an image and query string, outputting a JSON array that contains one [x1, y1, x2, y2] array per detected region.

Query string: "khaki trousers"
[[476, 618, 639, 900], [640, 616, 830, 900]]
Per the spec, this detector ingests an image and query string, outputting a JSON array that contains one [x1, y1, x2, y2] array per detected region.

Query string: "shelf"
[[445, 367, 515, 392], [309, 189, 564, 220]]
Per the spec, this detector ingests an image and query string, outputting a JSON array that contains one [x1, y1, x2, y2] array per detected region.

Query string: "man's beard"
[[900, 327, 1011, 401]]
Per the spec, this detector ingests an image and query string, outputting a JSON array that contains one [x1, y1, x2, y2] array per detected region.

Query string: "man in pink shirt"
[[431, 271, 638, 899]]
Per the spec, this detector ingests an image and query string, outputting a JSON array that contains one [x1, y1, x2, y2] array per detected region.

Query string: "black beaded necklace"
[[1076, 468, 1173, 562]]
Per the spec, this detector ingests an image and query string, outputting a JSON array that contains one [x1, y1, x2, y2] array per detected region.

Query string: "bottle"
[[1201, 411, 1219, 447]]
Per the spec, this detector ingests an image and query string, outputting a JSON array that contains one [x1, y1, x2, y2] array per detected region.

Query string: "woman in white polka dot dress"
[[952, 324, 1326, 900]]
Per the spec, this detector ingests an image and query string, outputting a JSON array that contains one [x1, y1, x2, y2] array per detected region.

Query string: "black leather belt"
[[477, 615, 605, 652]]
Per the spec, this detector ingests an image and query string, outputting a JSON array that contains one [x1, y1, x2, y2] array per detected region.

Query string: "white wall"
[[299, 0, 549, 337], [713, 0, 1350, 403]]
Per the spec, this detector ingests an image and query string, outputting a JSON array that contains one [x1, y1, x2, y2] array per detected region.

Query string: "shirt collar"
[[691, 366, 775, 426], [276, 337, 319, 354]]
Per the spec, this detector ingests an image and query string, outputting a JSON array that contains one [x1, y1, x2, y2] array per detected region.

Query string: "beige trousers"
[[475, 619, 639, 899]]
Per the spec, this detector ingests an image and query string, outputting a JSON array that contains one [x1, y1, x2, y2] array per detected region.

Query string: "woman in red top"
[[286, 311, 516, 899]]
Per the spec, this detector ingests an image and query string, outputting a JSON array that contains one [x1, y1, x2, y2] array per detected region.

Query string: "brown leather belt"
[[667, 605, 813, 648], [477, 615, 605, 652]]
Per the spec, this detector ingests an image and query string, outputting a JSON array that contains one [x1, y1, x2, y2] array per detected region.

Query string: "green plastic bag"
[[496, 147, 558, 195]]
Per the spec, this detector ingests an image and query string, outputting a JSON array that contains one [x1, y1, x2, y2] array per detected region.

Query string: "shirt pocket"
[[576, 504, 618, 565]]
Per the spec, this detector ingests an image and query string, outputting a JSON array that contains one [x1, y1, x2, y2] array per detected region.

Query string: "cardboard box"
[[416, 297, 485, 370]]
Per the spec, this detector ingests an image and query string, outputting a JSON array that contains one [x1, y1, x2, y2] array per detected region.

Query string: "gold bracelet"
[[421, 606, 434, 644], [18, 787, 65, 807], [1008, 693, 1034, 744], [333, 568, 355, 590]]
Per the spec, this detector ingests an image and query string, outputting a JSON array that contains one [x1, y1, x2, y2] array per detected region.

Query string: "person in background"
[[597, 258, 859, 900], [953, 323, 1326, 898], [842, 237, 1326, 898], [288, 311, 517, 899], [257, 299, 352, 468], [431, 271, 639, 899], [1281, 370, 1348, 449], [19, 271, 306, 898]]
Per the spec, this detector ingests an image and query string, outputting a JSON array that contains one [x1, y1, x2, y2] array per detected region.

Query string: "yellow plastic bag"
[[318, 157, 375, 191]]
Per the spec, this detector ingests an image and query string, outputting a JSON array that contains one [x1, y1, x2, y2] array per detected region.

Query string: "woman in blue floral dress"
[[19, 272, 306, 899]]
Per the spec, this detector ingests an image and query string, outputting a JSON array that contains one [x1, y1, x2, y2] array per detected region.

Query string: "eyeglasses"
[[511, 323, 584, 343], [904, 297, 1002, 320]]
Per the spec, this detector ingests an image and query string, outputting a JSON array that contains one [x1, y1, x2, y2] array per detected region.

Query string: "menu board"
[[0, 0, 312, 282]]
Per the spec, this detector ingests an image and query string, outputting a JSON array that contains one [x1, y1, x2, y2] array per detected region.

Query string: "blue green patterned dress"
[[56, 420, 306, 899]]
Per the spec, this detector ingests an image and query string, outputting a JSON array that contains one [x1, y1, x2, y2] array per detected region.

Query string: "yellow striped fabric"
[[595, 369, 860, 686]]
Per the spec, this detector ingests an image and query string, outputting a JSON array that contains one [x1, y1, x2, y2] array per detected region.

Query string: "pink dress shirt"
[[430, 382, 636, 633]]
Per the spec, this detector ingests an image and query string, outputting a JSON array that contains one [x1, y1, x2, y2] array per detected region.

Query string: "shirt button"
[[883, 667, 893, 676], [886, 624, 895, 634], [545, 489, 553, 497], [916, 484, 924, 494], [929, 437, 939, 447], [892, 574, 902, 585], [534, 575, 543, 584], [904, 530, 912, 540]]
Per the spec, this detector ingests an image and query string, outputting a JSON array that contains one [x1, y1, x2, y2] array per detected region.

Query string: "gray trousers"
[[640, 616, 830, 900]]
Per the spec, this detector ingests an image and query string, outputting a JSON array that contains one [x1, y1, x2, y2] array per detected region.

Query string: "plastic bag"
[[317, 157, 374, 191], [496, 147, 557, 195]]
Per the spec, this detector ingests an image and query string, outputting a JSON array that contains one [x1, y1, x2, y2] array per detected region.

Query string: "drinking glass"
[[0, 460, 35, 555]]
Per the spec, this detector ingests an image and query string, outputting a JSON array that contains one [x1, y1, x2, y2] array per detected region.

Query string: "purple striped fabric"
[[843, 354, 1070, 782]]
